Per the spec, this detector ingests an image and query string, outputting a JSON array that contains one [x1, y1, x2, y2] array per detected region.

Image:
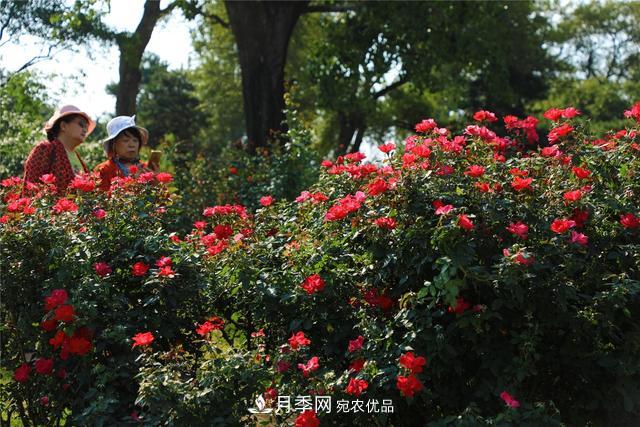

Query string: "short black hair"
[[107, 128, 143, 153], [117, 128, 142, 143], [46, 114, 80, 142]]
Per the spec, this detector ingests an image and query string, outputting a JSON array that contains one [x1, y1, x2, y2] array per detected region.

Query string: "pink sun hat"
[[42, 105, 96, 136]]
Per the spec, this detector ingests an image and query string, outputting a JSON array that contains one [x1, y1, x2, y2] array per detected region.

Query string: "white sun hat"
[[102, 115, 149, 154]]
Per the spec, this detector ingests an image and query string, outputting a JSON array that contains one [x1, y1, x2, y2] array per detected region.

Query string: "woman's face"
[[59, 115, 89, 148], [113, 131, 140, 160]]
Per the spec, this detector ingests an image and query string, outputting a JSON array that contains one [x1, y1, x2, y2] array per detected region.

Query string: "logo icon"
[[248, 395, 273, 414]]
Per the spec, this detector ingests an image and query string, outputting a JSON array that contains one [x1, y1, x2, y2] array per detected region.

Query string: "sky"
[[0, 0, 196, 120]]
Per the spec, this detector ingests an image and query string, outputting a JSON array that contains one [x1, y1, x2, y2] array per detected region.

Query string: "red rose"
[[40, 318, 58, 331], [415, 118, 437, 133], [374, 217, 396, 229], [572, 166, 591, 179], [92, 208, 107, 219], [345, 377, 369, 396], [562, 107, 580, 118], [550, 218, 576, 234], [399, 351, 427, 374], [541, 145, 561, 157], [378, 143, 396, 153], [131, 262, 150, 277], [620, 213, 640, 229], [511, 177, 533, 192], [40, 174, 56, 184], [93, 262, 112, 277], [214, 224, 233, 239], [623, 102, 640, 122], [569, 231, 588, 246], [563, 190, 582, 203], [34, 358, 54, 375], [506, 221, 529, 240], [68, 336, 92, 356], [52, 198, 78, 214], [396, 374, 423, 397], [474, 182, 491, 193], [44, 289, 68, 311], [301, 274, 325, 295], [49, 330, 68, 349], [297, 356, 319, 377], [295, 410, 320, 427], [464, 165, 485, 178], [155, 172, 173, 183], [448, 297, 471, 314], [571, 208, 589, 227], [434, 201, 453, 216], [548, 123, 573, 144], [367, 178, 390, 196], [288, 331, 311, 350], [196, 320, 224, 336], [349, 358, 365, 373], [500, 391, 520, 408], [13, 363, 30, 383], [473, 110, 498, 122], [259, 195, 274, 207], [345, 152, 366, 163], [155, 256, 172, 267], [457, 214, 474, 231], [69, 175, 95, 192], [348, 336, 364, 353], [158, 266, 176, 277], [132, 332, 154, 348], [54, 305, 75, 323], [543, 108, 563, 121]]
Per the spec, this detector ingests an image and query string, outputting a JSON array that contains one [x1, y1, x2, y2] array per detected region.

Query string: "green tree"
[[135, 53, 205, 151], [531, 1, 640, 132], [290, 1, 556, 155], [0, 72, 52, 177]]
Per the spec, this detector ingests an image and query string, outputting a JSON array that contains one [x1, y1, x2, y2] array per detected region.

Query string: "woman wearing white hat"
[[23, 105, 96, 194], [94, 115, 159, 191]]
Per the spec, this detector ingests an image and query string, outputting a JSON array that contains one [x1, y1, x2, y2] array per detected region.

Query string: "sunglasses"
[[73, 118, 89, 130]]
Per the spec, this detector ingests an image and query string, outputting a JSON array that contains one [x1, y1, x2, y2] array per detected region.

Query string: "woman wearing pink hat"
[[23, 105, 96, 194]]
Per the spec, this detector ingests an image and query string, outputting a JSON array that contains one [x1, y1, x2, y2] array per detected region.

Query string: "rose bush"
[[1, 173, 211, 425], [2, 104, 639, 426]]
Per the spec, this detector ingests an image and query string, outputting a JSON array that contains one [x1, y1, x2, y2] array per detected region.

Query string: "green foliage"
[[0, 72, 51, 178], [131, 54, 206, 151], [289, 1, 555, 154]]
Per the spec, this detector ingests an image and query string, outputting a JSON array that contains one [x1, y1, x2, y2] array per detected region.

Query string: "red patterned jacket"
[[23, 139, 89, 195]]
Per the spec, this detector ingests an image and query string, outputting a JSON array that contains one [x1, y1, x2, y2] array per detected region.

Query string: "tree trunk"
[[224, 0, 308, 153], [336, 111, 365, 156], [115, 0, 164, 115]]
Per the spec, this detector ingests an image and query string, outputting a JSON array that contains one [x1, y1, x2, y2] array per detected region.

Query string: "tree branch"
[[372, 76, 408, 99], [0, 2, 16, 42], [160, 1, 179, 18], [0, 44, 58, 88], [202, 11, 230, 28]]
